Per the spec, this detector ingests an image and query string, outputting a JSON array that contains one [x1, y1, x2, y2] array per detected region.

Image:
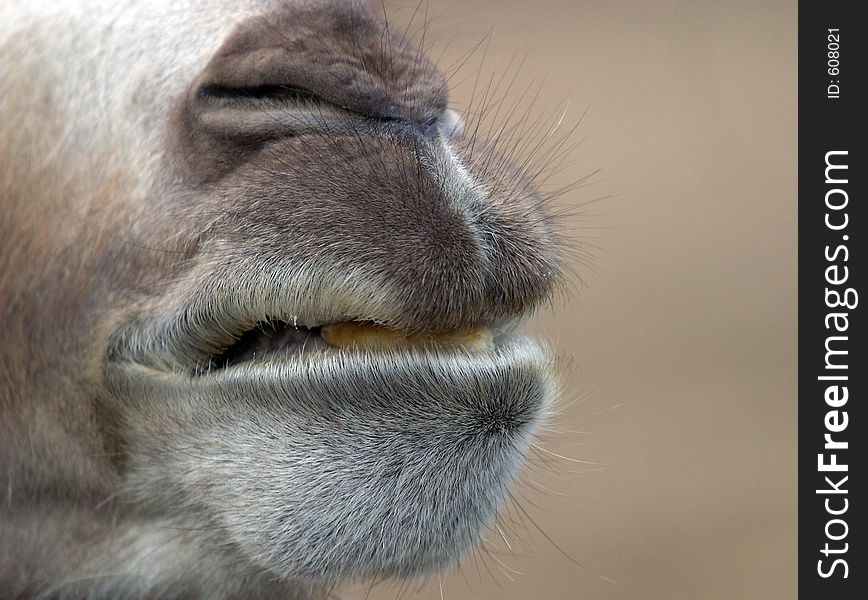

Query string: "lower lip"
[[104, 336, 555, 580], [108, 336, 553, 423]]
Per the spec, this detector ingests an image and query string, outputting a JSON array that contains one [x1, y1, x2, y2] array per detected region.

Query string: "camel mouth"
[[207, 319, 498, 372], [208, 321, 330, 370], [105, 285, 556, 582], [106, 332, 555, 582], [105, 271, 527, 379]]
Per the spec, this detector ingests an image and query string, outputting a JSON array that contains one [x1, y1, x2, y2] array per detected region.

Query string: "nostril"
[[374, 111, 443, 141], [197, 83, 325, 105]]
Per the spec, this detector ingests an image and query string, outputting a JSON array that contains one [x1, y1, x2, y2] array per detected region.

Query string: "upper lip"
[[106, 264, 519, 376]]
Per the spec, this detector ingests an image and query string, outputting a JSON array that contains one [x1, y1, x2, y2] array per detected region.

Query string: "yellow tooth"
[[320, 322, 492, 351]]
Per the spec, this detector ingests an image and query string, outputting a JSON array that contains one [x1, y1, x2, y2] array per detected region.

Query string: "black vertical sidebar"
[[799, 1, 864, 598]]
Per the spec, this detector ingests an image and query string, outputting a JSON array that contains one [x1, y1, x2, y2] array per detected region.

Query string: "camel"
[[0, 1, 562, 597]]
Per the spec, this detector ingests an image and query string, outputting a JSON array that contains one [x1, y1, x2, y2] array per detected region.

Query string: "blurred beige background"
[[351, 1, 797, 599]]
